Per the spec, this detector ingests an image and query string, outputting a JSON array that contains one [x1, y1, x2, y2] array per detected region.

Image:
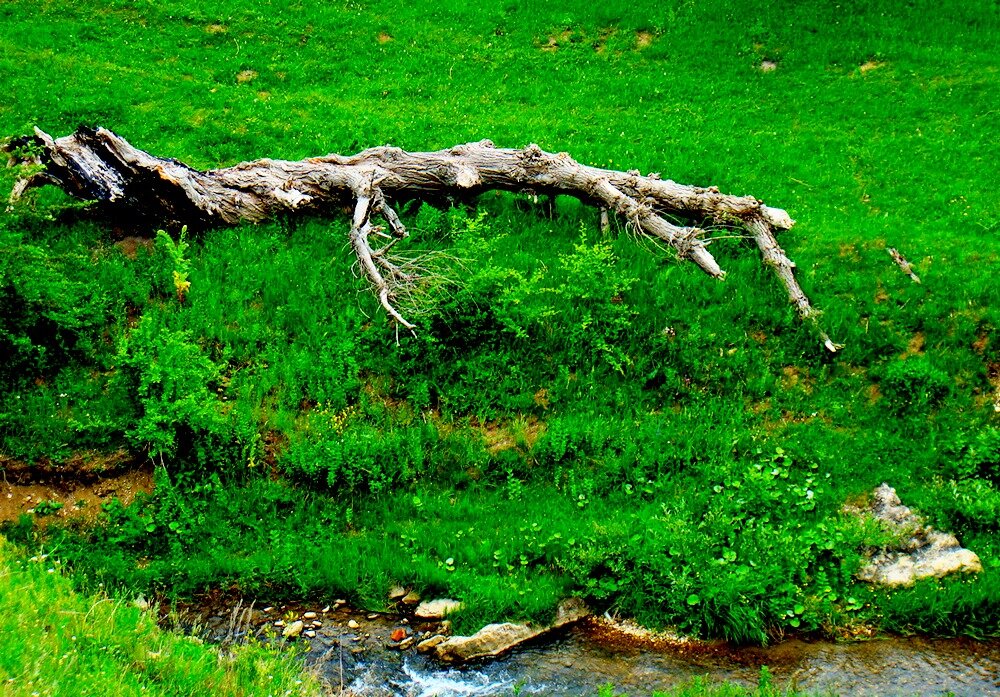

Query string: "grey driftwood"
[[5, 126, 835, 349]]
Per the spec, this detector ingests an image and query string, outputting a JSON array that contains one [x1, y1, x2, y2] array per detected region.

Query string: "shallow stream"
[[186, 600, 1000, 696]]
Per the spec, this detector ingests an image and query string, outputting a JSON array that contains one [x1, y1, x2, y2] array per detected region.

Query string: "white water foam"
[[390, 660, 547, 697]]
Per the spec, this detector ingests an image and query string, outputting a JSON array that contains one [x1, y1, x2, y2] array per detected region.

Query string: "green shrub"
[[113, 315, 227, 466], [879, 357, 952, 414], [954, 427, 1000, 483], [281, 417, 436, 495], [0, 233, 106, 386]]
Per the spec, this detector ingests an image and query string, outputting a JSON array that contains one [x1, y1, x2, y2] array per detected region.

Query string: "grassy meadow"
[[0, 537, 322, 695], [1, 0, 1000, 677]]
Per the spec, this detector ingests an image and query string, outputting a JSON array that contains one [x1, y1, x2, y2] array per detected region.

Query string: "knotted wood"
[[5, 126, 836, 350]]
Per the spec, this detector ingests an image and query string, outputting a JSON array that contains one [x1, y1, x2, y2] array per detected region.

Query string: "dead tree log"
[[5, 126, 837, 350]]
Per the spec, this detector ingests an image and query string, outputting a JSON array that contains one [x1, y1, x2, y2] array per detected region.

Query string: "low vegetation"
[[0, 537, 320, 696], [1, 1, 998, 693]]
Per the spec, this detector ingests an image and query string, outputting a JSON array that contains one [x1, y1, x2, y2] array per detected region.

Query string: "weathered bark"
[[5, 126, 836, 349], [887, 247, 921, 284]]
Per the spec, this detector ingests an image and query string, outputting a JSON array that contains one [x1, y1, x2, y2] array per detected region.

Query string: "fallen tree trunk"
[[5, 126, 836, 350]]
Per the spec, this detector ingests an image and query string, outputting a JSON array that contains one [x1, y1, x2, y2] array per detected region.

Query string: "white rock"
[[282, 621, 304, 638], [853, 484, 982, 587], [415, 599, 464, 619]]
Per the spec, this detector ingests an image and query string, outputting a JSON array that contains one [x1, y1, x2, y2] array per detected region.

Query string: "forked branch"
[[4, 126, 836, 350]]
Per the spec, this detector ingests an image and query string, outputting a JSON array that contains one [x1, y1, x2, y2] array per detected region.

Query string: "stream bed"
[[185, 601, 1000, 696]]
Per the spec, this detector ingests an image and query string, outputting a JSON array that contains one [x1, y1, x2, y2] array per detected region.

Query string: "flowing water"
[[187, 601, 1000, 696]]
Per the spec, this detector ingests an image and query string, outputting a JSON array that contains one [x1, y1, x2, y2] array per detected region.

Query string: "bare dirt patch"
[[541, 29, 573, 52], [859, 60, 886, 75], [377, 32, 394, 44], [1, 465, 153, 524], [901, 331, 926, 359], [114, 236, 155, 259], [0, 450, 153, 524], [781, 366, 814, 394], [593, 26, 616, 54], [480, 416, 545, 454], [635, 30, 654, 49]]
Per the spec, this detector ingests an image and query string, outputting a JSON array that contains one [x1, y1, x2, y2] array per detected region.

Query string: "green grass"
[[0, 536, 321, 696], [1, 0, 1000, 662]]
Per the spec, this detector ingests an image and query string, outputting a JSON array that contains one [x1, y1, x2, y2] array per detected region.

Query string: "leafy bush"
[[281, 415, 436, 495], [0, 232, 106, 386], [879, 357, 952, 414], [953, 427, 1000, 483], [113, 315, 227, 466]]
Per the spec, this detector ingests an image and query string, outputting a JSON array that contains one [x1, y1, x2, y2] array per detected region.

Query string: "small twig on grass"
[[887, 247, 921, 284]]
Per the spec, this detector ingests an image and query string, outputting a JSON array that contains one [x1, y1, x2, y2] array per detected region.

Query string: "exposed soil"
[[635, 30, 654, 49], [0, 451, 153, 524]]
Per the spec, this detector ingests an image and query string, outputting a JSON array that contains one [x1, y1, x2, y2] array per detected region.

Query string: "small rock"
[[553, 597, 590, 627], [367, 613, 379, 620], [347, 619, 360, 629], [321, 606, 330, 613], [263, 606, 274, 613], [282, 621, 304, 638], [388, 586, 407, 600], [399, 636, 415, 650], [415, 598, 464, 620], [401, 618, 409, 625], [273, 620, 285, 628], [390, 628, 407, 642], [417, 634, 447, 653], [334, 599, 347, 606], [439, 620, 451, 635], [760, 60, 778, 72], [304, 630, 316, 638], [311, 621, 323, 628], [303, 611, 317, 619], [402, 591, 421, 605]]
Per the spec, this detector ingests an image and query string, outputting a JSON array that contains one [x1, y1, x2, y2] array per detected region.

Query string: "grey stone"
[[417, 635, 447, 653], [431, 598, 590, 663], [853, 483, 982, 587]]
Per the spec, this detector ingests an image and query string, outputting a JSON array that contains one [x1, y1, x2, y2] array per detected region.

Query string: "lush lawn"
[[1, 0, 999, 654]]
